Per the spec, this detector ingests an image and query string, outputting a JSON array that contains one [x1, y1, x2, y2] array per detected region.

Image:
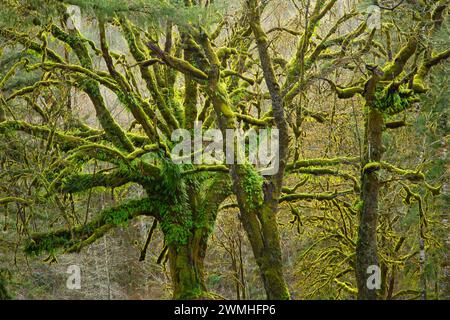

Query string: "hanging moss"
[[143, 158, 195, 247], [374, 87, 416, 115], [239, 164, 264, 210]]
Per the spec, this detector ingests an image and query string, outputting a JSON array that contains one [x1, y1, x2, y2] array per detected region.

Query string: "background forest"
[[0, 0, 448, 300]]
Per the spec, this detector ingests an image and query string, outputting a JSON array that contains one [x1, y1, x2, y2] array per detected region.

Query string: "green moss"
[[354, 200, 364, 213], [145, 159, 195, 247], [240, 164, 264, 210], [362, 162, 381, 174], [374, 87, 416, 115]]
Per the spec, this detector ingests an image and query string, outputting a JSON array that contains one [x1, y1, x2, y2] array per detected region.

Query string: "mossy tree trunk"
[[198, 40, 290, 298], [238, 195, 290, 300], [230, 0, 291, 300], [356, 106, 383, 300], [168, 231, 209, 299], [165, 177, 231, 300]]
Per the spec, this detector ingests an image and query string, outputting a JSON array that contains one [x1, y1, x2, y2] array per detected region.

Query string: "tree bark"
[[168, 232, 209, 300], [168, 177, 230, 300], [356, 107, 383, 300], [246, 203, 289, 300]]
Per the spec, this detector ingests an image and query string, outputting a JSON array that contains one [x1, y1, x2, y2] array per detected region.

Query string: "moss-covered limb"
[[131, 58, 162, 68], [288, 203, 303, 231], [199, 41, 236, 128], [283, 0, 338, 87], [0, 197, 30, 205], [291, 168, 360, 191], [49, 24, 135, 152], [70, 126, 150, 149], [22, 96, 48, 122], [6, 80, 61, 101], [286, 156, 359, 171], [324, 19, 365, 50], [320, 78, 364, 99], [412, 47, 450, 93], [401, 184, 428, 227], [49, 155, 159, 197], [280, 189, 354, 203], [32, 62, 120, 92], [24, 197, 158, 255], [334, 278, 358, 294], [126, 143, 159, 160], [307, 12, 361, 64], [391, 289, 420, 299], [281, 177, 310, 194], [119, 19, 179, 131], [216, 47, 238, 60], [202, 109, 216, 130], [69, 142, 129, 162], [282, 53, 352, 104], [0, 59, 27, 89], [362, 161, 425, 182], [182, 165, 229, 175], [301, 108, 328, 123], [235, 113, 274, 126], [98, 18, 132, 92], [381, 35, 418, 81], [183, 71, 198, 129], [267, 27, 302, 36], [218, 202, 239, 211], [0, 28, 64, 63], [119, 93, 164, 140], [0, 120, 84, 151], [221, 69, 255, 85], [208, 18, 227, 40], [0, 100, 5, 122], [59, 171, 133, 194], [182, 33, 200, 130], [145, 41, 208, 81], [354, 38, 388, 58]]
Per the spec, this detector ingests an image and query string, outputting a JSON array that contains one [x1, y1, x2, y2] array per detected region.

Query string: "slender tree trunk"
[[253, 204, 289, 300], [238, 0, 291, 300], [233, 173, 290, 300], [356, 107, 383, 300]]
